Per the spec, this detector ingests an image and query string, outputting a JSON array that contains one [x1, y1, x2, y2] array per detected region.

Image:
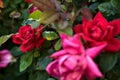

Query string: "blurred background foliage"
[[0, 0, 120, 80]]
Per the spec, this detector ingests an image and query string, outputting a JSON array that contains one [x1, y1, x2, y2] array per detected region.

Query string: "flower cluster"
[[11, 5, 120, 79], [12, 25, 45, 52], [46, 12, 120, 80]]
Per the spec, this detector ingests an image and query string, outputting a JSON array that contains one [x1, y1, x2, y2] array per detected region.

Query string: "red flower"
[[73, 12, 120, 52], [12, 25, 45, 52], [25, 0, 31, 3]]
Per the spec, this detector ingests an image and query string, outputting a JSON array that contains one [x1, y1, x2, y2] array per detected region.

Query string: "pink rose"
[[46, 34, 106, 80], [12, 25, 45, 52], [29, 6, 38, 13], [73, 12, 120, 52], [0, 50, 12, 68]]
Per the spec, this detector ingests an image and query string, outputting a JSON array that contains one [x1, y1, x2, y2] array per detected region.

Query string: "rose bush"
[[1, 0, 120, 80], [73, 12, 120, 52]]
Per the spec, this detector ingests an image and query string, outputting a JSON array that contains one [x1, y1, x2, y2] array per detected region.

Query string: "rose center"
[[22, 31, 34, 39], [90, 26, 102, 40]]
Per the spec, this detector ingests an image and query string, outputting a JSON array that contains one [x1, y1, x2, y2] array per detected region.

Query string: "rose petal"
[[86, 43, 107, 59], [20, 39, 35, 52], [109, 19, 120, 36], [50, 50, 67, 58], [86, 56, 103, 80], [35, 38, 45, 48], [94, 12, 108, 28], [62, 34, 85, 55], [105, 38, 120, 52], [12, 34, 23, 44], [0, 50, 12, 68], [46, 60, 60, 77], [59, 55, 70, 74], [73, 24, 83, 34]]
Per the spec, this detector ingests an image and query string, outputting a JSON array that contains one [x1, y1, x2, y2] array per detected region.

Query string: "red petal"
[[73, 24, 83, 34], [12, 34, 23, 44], [94, 12, 108, 25], [109, 19, 120, 36], [35, 38, 45, 48], [20, 39, 35, 52], [105, 38, 120, 52]]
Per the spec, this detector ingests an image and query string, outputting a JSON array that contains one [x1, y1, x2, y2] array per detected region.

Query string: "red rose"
[[25, 0, 31, 2], [12, 25, 45, 52], [73, 12, 120, 52]]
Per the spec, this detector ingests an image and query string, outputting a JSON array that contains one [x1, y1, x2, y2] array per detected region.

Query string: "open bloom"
[[73, 12, 120, 52], [0, 49, 12, 68], [46, 34, 106, 80], [12, 25, 45, 52], [25, 0, 31, 3]]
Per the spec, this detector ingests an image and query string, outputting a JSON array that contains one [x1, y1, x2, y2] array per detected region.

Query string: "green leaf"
[[0, 34, 12, 46], [111, 0, 120, 13], [98, 2, 116, 16], [42, 31, 59, 40], [89, 2, 99, 11], [34, 71, 49, 80], [11, 46, 23, 56], [20, 52, 33, 72], [36, 57, 52, 70], [99, 53, 118, 73], [54, 39, 61, 51], [34, 50, 40, 58], [31, 20, 40, 29], [47, 78, 55, 80], [29, 10, 42, 20], [58, 27, 73, 36], [88, 0, 97, 2]]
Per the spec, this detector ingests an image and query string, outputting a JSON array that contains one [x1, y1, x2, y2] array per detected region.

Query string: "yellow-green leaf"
[[0, 34, 12, 46], [42, 31, 59, 40], [29, 10, 42, 20]]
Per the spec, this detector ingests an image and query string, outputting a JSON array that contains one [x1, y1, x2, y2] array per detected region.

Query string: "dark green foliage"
[[98, 2, 117, 16]]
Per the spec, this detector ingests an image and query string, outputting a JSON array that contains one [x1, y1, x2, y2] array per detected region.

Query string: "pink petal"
[[62, 34, 85, 55], [59, 55, 70, 74], [61, 71, 83, 80], [0, 50, 12, 68], [63, 56, 79, 70], [60, 34, 68, 40], [86, 56, 103, 80], [86, 42, 107, 59], [46, 60, 60, 77], [50, 50, 67, 58]]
